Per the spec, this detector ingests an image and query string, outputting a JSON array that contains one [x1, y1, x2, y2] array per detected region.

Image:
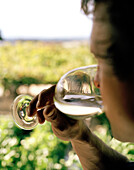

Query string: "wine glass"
[[54, 64, 103, 119], [11, 94, 38, 130], [11, 64, 103, 130]]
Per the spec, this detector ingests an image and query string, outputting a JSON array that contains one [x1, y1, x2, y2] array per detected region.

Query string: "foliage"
[[0, 115, 82, 170], [0, 41, 96, 94], [93, 113, 134, 161], [0, 114, 134, 170]]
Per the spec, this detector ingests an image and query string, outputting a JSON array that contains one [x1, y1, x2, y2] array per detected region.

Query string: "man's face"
[[90, 3, 134, 142]]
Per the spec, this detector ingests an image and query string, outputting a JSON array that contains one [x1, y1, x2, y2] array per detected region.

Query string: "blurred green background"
[[0, 41, 134, 169]]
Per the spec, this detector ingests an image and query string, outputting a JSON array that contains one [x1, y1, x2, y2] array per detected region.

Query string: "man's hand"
[[28, 85, 88, 141], [28, 85, 129, 170]]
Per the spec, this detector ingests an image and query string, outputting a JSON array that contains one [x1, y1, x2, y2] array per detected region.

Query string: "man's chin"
[[111, 128, 129, 143]]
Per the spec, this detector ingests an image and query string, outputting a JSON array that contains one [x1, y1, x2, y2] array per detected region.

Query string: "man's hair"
[[81, 0, 134, 81]]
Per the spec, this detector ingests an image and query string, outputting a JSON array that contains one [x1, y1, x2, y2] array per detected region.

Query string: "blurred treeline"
[[0, 41, 95, 96], [0, 41, 134, 169]]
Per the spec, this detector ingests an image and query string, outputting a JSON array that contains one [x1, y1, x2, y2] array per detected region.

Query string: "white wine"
[[54, 94, 103, 119]]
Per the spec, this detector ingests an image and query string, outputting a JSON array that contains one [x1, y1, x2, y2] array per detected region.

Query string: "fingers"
[[43, 104, 57, 121], [43, 105, 80, 141], [37, 109, 45, 124], [43, 105, 77, 131], [28, 83, 77, 134], [28, 94, 39, 116], [28, 85, 56, 117], [36, 85, 56, 109], [36, 104, 57, 125]]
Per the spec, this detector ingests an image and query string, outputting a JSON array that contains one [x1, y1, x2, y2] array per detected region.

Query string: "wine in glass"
[[11, 64, 103, 130], [54, 64, 103, 119]]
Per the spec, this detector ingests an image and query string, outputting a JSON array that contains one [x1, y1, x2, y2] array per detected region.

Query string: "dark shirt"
[[125, 162, 134, 170]]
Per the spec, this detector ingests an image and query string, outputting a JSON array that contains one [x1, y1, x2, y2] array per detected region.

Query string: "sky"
[[0, 0, 92, 40]]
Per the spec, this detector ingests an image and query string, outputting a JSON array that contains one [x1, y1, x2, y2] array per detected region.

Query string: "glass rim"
[[61, 64, 98, 78]]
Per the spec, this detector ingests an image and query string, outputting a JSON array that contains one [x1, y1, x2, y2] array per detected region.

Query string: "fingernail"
[[46, 101, 51, 105], [48, 108, 55, 117]]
